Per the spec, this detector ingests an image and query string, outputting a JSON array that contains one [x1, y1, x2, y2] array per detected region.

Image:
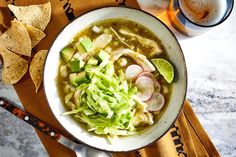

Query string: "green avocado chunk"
[[76, 38, 93, 53], [80, 38, 93, 52], [87, 56, 98, 65], [60, 46, 75, 62], [70, 59, 85, 73], [69, 71, 88, 87]]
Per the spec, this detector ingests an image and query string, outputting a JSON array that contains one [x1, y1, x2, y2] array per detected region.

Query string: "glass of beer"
[[168, 0, 234, 36]]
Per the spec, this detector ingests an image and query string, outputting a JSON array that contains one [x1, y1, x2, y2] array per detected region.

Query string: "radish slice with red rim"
[[146, 92, 165, 112], [125, 64, 143, 80], [138, 71, 161, 92], [135, 76, 154, 101]]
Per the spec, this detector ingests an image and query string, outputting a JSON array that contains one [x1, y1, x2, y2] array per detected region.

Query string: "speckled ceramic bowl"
[[44, 7, 187, 152]]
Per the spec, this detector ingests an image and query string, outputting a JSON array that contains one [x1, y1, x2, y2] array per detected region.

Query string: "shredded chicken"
[[133, 111, 154, 126], [119, 27, 162, 56], [110, 27, 133, 49], [111, 48, 156, 72]]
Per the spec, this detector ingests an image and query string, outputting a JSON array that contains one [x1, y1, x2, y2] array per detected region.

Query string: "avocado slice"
[[70, 60, 80, 73], [69, 71, 88, 87], [98, 50, 110, 62], [70, 60, 85, 73], [60, 46, 75, 62], [87, 56, 98, 65], [76, 38, 93, 52], [80, 38, 93, 52], [97, 50, 110, 67], [76, 42, 86, 53]]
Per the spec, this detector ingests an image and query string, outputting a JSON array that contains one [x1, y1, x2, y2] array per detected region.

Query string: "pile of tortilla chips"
[[0, 2, 51, 92]]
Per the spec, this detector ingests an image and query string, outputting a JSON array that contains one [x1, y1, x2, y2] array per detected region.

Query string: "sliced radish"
[[137, 71, 153, 78], [135, 76, 154, 101], [154, 80, 161, 92], [146, 92, 165, 112], [125, 64, 143, 80], [138, 72, 161, 92]]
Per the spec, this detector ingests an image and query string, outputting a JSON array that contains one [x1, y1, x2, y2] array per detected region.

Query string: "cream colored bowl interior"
[[44, 7, 187, 152]]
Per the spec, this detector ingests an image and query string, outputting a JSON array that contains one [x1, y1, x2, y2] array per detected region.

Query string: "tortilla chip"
[[8, 2, 51, 31], [0, 19, 31, 56], [24, 24, 46, 48], [29, 50, 48, 93], [0, 44, 28, 84]]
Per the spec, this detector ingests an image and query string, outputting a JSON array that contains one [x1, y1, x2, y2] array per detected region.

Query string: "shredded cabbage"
[[63, 60, 139, 136]]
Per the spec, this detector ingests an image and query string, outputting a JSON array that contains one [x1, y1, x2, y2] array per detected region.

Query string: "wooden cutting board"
[[0, 0, 220, 156]]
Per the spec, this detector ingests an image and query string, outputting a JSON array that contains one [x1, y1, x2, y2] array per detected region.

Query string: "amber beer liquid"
[[168, 0, 234, 36]]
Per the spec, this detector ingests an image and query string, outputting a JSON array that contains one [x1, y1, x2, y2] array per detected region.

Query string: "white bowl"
[[44, 7, 187, 152]]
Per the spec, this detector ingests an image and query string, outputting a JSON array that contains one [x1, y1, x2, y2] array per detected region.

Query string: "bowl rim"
[[43, 6, 188, 152]]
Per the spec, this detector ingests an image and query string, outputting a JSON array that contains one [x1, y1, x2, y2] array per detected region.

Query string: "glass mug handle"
[[167, 0, 234, 36]]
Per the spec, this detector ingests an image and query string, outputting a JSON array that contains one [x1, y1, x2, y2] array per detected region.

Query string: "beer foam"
[[179, 0, 227, 26]]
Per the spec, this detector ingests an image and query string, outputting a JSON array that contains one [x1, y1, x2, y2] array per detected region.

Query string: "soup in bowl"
[[44, 7, 187, 152]]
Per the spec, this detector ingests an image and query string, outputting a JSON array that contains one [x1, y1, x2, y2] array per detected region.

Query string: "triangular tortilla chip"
[[0, 44, 28, 84], [0, 19, 31, 56], [29, 50, 48, 93], [24, 24, 46, 48], [8, 2, 51, 31]]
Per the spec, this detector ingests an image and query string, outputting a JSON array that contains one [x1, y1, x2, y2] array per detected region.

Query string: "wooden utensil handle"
[[0, 97, 61, 141]]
